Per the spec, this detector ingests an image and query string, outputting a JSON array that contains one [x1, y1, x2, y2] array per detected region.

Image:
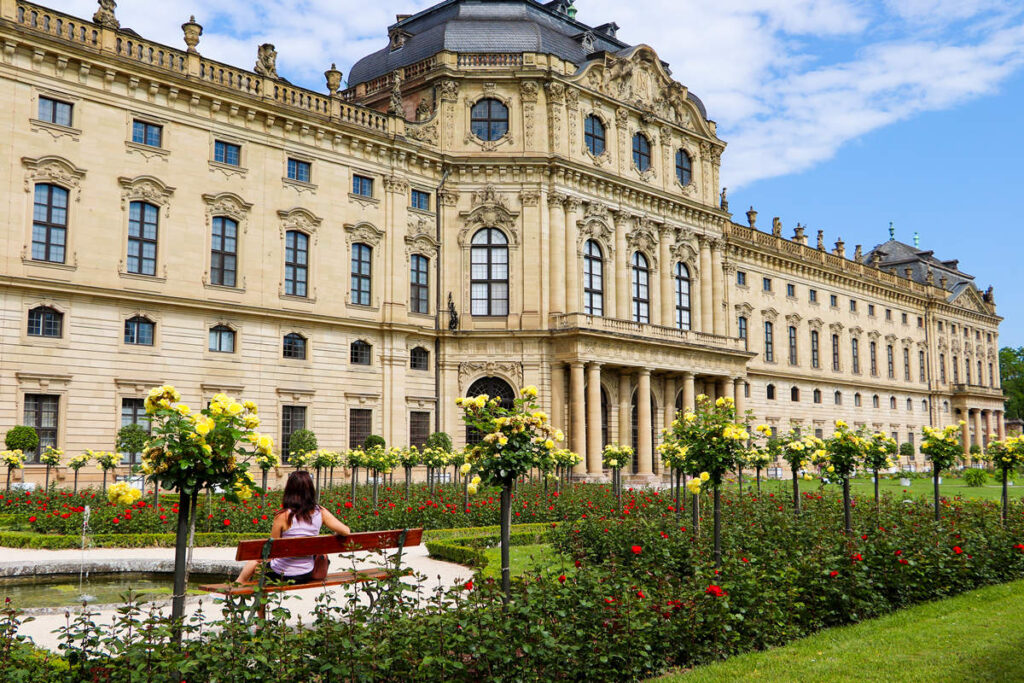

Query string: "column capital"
[[733, 376, 745, 385], [569, 360, 586, 369], [681, 371, 695, 380], [637, 368, 652, 378], [586, 361, 603, 370]]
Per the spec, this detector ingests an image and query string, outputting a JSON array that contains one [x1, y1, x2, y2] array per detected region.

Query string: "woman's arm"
[[319, 507, 351, 536], [271, 510, 289, 539]]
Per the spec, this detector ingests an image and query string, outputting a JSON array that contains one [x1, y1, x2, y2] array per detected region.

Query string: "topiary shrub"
[[287, 429, 318, 458], [963, 468, 987, 487], [969, 444, 982, 456], [5, 426, 39, 453], [362, 434, 386, 451], [899, 442, 915, 457], [116, 423, 149, 456], [425, 431, 453, 452]]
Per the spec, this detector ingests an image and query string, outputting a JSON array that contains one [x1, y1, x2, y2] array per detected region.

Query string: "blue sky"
[[49, 1, 1024, 346]]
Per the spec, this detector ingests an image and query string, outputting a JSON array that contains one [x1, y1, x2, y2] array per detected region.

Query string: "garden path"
[[8, 543, 472, 650]]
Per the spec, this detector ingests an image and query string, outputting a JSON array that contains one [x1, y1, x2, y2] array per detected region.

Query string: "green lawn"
[[478, 543, 562, 580], [737, 475, 1024, 503], [655, 580, 1024, 682]]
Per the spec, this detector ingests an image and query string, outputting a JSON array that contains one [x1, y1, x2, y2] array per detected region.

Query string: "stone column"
[[550, 362, 566, 435], [972, 408, 982, 450], [618, 370, 632, 446], [682, 372, 695, 412], [659, 227, 673, 328], [637, 370, 653, 476], [548, 195, 566, 315], [699, 237, 713, 333], [982, 410, 992, 447], [569, 362, 586, 474], [711, 239, 726, 336], [960, 414, 970, 456], [996, 410, 1006, 440], [717, 377, 731, 404], [586, 362, 603, 476], [734, 377, 746, 418], [663, 375, 676, 429], [565, 197, 581, 314], [614, 211, 629, 320]]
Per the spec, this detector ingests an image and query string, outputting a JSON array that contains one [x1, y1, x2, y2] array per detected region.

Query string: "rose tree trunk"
[[500, 481, 512, 600], [171, 489, 192, 640]]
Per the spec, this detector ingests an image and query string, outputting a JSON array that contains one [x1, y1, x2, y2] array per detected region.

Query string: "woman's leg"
[[235, 559, 260, 583]]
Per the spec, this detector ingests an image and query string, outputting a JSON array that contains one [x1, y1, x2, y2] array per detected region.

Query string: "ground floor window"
[[120, 398, 150, 464], [24, 394, 59, 463], [409, 411, 431, 449], [281, 405, 307, 461], [349, 409, 373, 449]]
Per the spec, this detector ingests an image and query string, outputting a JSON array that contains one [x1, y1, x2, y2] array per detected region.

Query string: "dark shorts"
[[263, 569, 314, 584]]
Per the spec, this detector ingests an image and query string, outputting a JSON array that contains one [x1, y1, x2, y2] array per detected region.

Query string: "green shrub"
[[362, 434, 386, 451], [899, 442, 915, 456], [425, 431, 453, 452], [970, 444, 983, 456], [963, 468, 988, 487], [115, 423, 149, 456], [4, 426, 39, 453], [426, 528, 551, 570], [287, 429, 319, 457]]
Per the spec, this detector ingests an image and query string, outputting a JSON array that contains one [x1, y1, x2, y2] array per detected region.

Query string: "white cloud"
[[41, 0, 1024, 187]]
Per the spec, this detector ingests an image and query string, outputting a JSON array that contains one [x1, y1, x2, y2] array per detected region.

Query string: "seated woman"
[[235, 470, 351, 584]]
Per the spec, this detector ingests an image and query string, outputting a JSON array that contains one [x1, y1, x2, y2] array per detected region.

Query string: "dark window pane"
[[349, 408, 372, 449], [470, 99, 509, 142], [281, 406, 307, 461], [283, 333, 307, 359], [409, 411, 431, 449], [24, 394, 59, 462]]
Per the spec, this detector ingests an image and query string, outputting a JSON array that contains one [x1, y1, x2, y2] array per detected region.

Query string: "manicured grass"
[[734, 475, 1024, 503], [478, 543, 562, 580], [655, 579, 1024, 682]]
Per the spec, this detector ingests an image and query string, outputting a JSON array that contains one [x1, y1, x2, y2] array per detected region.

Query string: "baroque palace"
[[0, 0, 1007, 485]]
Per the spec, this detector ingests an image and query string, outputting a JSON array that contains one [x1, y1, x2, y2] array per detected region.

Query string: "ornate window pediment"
[[278, 207, 322, 243], [202, 192, 252, 228], [406, 214, 439, 258], [808, 317, 824, 330], [23, 155, 86, 200], [345, 222, 385, 248], [761, 307, 779, 322], [119, 175, 175, 216], [457, 185, 519, 248]]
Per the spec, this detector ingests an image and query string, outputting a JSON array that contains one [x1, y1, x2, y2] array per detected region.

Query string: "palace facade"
[[0, 0, 1006, 486]]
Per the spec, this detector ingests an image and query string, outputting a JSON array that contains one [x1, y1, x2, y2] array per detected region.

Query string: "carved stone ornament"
[[626, 217, 658, 268], [761, 308, 779, 322], [785, 313, 803, 325], [405, 215, 438, 257], [458, 185, 520, 247], [118, 175, 176, 216], [201, 192, 252, 226], [576, 213, 615, 252], [278, 207, 322, 243], [388, 71, 404, 117], [545, 81, 566, 104], [22, 156, 86, 201], [407, 119, 438, 145], [182, 16, 202, 54], [344, 222, 385, 248], [383, 175, 410, 195], [735, 302, 754, 316], [808, 317, 824, 330], [520, 80, 539, 102], [438, 80, 459, 102], [93, 0, 119, 29], [458, 361, 524, 393], [254, 44, 278, 79]]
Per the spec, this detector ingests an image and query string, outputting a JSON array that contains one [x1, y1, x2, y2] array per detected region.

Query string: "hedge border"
[[0, 522, 557, 550], [425, 527, 552, 571]]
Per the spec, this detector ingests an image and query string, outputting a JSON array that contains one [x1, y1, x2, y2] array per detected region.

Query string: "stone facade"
[[0, 0, 1005, 487]]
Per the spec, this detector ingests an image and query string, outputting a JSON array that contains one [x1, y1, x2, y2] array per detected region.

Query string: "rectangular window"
[[902, 312, 908, 324], [870, 342, 878, 375], [832, 334, 840, 371], [127, 201, 158, 276], [809, 289, 817, 303], [349, 408, 372, 449], [24, 394, 59, 463], [917, 316, 924, 328], [764, 322, 774, 362], [786, 283, 795, 298], [887, 345, 895, 379], [940, 354, 946, 383], [210, 217, 238, 288], [209, 326, 235, 353], [38, 97, 72, 126], [762, 277, 772, 292], [884, 309, 892, 321], [811, 331, 820, 368], [830, 294, 838, 307], [124, 317, 155, 346], [788, 326, 797, 365], [868, 304, 875, 316], [352, 174, 374, 197], [32, 184, 69, 264], [990, 363, 995, 387], [131, 120, 162, 147], [214, 140, 241, 166], [736, 271, 746, 286], [287, 158, 311, 183], [351, 244, 373, 306], [409, 411, 431, 449], [738, 316, 748, 349], [852, 338, 860, 373], [411, 189, 430, 211], [410, 254, 430, 314], [938, 321, 944, 332], [281, 405, 307, 461], [120, 398, 150, 464], [850, 299, 857, 312], [904, 348, 911, 381], [953, 356, 959, 383], [284, 231, 309, 297]]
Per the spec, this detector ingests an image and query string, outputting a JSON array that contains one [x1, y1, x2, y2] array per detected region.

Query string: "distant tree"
[[1001, 347, 1024, 421], [5, 426, 39, 454], [899, 442, 915, 457], [362, 434, 386, 451], [287, 429, 319, 460], [425, 432, 453, 452]]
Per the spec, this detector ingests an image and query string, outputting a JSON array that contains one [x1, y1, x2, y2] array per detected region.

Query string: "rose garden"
[[2, 387, 1024, 681]]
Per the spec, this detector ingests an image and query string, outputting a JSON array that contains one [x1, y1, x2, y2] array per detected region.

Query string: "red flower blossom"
[[112, 517, 120, 524], [851, 553, 863, 562], [636, 590, 645, 599], [223, 519, 231, 526], [898, 558, 908, 565], [741, 557, 749, 563], [861, 535, 868, 540], [344, 501, 353, 509], [558, 574, 566, 584], [631, 545, 642, 555], [829, 570, 839, 578], [895, 549, 902, 555], [604, 597, 616, 604], [464, 580, 473, 591], [28, 516, 36, 523], [953, 546, 963, 555], [574, 559, 582, 568], [705, 585, 726, 597]]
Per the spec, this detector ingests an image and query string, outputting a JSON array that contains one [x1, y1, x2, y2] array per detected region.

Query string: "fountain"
[[78, 505, 96, 603]]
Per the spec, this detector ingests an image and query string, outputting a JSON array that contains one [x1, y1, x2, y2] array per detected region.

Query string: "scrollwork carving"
[[458, 361, 523, 392]]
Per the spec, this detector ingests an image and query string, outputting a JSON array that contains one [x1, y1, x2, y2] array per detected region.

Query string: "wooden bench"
[[199, 528, 424, 597]]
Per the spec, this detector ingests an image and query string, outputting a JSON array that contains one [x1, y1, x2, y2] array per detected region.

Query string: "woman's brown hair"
[[279, 470, 317, 524]]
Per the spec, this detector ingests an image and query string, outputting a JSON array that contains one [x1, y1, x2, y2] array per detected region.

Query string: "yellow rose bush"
[[760, 428, 823, 517], [820, 421, 867, 534], [92, 450, 120, 495], [921, 422, 966, 521], [67, 451, 91, 494], [3, 449, 25, 492], [107, 480, 142, 507], [986, 436, 1024, 524], [863, 431, 898, 508]]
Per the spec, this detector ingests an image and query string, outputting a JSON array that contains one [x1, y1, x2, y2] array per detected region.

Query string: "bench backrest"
[[234, 528, 423, 562]]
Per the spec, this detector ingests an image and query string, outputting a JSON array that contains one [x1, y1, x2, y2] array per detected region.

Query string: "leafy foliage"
[[362, 434, 386, 451], [1000, 346, 1024, 421], [288, 429, 319, 458], [425, 431, 453, 453], [115, 424, 148, 457], [4, 427, 38, 454]]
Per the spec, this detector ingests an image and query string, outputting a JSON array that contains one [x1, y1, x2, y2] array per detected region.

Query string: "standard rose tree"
[[921, 423, 966, 522], [985, 436, 1024, 525]]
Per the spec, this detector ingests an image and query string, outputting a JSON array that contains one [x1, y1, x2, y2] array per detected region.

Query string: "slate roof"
[[348, 0, 707, 118], [862, 239, 976, 299]]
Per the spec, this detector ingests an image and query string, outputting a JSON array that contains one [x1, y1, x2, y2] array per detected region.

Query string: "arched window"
[[350, 340, 372, 365], [351, 243, 372, 306], [208, 325, 235, 353], [584, 115, 606, 156], [675, 149, 692, 185], [583, 240, 604, 316], [766, 384, 776, 400], [285, 230, 309, 297], [465, 377, 515, 444], [943, 400, 950, 413], [631, 252, 650, 323], [813, 389, 822, 404], [790, 386, 800, 402], [127, 201, 158, 276], [410, 254, 430, 314], [210, 216, 238, 287], [32, 184, 69, 263], [890, 396, 897, 410], [922, 399, 929, 412], [124, 316, 155, 346], [873, 394, 880, 408], [28, 306, 63, 338], [470, 229, 509, 316], [907, 398, 913, 411], [470, 98, 509, 141], [673, 263, 691, 330], [854, 392, 862, 407], [283, 332, 306, 359], [410, 346, 430, 371], [834, 391, 843, 406], [632, 133, 651, 171]]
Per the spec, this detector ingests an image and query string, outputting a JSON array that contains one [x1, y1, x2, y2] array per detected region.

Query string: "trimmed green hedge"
[[426, 527, 551, 570]]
